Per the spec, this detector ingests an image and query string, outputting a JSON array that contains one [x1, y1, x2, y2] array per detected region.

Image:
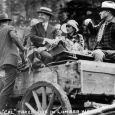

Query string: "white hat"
[[37, 7, 53, 16], [100, 1, 115, 11], [30, 18, 39, 26], [61, 20, 79, 33]]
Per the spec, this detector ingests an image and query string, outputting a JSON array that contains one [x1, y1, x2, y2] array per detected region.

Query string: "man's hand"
[[37, 47, 47, 53], [84, 19, 93, 26], [44, 38, 59, 47], [43, 38, 55, 45]]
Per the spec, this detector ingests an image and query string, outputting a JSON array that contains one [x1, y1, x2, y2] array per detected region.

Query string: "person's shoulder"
[[32, 22, 42, 28], [77, 33, 83, 40], [110, 22, 115, 30], [73, 33, 83, 38], [49, 23, 56, 30], [3, 25, 15, 31]]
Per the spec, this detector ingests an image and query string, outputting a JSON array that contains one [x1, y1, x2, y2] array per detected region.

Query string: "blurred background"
[[0, 0, 113, 50], [0, 0, 111, 26]]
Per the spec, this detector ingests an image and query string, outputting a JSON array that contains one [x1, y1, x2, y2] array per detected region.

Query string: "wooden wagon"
[[7, 51, 115, 115]]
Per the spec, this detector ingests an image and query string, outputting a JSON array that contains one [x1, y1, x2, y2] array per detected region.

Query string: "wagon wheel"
[[19, 81, 72, 115]]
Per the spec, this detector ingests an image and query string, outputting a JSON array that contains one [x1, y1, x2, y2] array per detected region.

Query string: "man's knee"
[[40, 51, 53, 58], [40, 51, 53, 64], [92, 49, 105, 62]]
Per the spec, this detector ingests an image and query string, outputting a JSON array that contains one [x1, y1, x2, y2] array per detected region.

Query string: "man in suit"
[[30, 7, 55, 64]]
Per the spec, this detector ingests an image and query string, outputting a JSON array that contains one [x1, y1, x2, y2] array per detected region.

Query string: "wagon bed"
[[10, 51, 115, 115]]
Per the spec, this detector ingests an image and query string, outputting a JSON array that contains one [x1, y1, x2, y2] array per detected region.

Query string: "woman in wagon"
[[60, 20, 84, 54]]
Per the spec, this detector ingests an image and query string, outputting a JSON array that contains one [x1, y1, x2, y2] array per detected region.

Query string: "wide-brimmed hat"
[[0, 13, 11, 22], [37, 7, 54, 17], [61, 20, 79, 33], [98, 1, 115, 12]]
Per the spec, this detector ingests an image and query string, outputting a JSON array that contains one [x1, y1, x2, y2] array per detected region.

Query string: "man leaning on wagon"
[[30, 7, 56, 65], [84, 1, 115, 62], [0, 13, 25, 111]]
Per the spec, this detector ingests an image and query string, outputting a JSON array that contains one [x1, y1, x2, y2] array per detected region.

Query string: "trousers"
[[0, 64, 17, 110]]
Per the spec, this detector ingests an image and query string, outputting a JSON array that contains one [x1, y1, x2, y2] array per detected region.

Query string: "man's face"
[[99, 10, 109, 20], [37, 12, 50, 22]]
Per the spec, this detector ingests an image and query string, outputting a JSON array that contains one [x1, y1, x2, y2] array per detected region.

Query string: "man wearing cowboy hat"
[[0, 13, 25, 110], [85, 1, 115, 62], [30, 7, 56, 64]]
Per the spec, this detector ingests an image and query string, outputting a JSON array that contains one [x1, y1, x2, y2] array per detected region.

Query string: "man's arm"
[[30, 25, 44, 44], [84, 19, 99, 35], [9, 30, 25, 52]]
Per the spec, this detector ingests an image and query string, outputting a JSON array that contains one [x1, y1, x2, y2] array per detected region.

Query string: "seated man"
[[84, 1, 115, 62], [30, 7, 56, 65]]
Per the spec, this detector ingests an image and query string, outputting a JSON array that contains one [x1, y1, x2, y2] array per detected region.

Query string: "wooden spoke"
[[42, 87, 47, 110], [46, 93, 55, 115], [53, 106, 61, 114], [25, 102, 37, 114], [32, 91, 43, 111], [21, 81, 72, 115]]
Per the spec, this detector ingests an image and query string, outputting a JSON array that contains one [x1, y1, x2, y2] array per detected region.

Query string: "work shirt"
[[0, 25, 19, 67], [96, 22, 115, 50]]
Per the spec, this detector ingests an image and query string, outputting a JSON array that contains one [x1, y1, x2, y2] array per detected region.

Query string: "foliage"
[[59, 0, 101, 25], [5, 0, 62, 19]]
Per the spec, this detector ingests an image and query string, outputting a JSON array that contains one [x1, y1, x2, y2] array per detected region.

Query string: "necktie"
[[97, 21, 107, 42]]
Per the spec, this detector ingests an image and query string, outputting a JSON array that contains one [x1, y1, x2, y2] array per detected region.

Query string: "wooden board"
[[13, 61, 80, 96], [79, 60, 115, 95], [54, 62, 80, 90]]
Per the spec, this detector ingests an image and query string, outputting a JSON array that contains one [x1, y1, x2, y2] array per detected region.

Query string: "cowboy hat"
[[0, 13, 11, 22], [37, 7, 53, 16], [61, 20, 79, 33], [99, 1, 115, 12]]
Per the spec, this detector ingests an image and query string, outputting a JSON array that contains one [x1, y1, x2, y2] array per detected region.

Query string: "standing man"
[[30, 7, 55, 64], [0, 13, 25, 110], [85, 1, 115, 62]]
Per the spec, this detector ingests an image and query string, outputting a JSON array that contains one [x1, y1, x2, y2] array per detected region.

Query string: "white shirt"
[[42, 22, 48, 31]]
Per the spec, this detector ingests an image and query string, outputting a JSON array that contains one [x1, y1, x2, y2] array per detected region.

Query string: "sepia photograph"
[[0, 0, 115, 115]]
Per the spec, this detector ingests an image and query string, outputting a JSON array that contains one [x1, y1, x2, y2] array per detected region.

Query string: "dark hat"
[[37, 7, 53, 16], [0, 13, 11, 22], [98, 1, 115, 12]]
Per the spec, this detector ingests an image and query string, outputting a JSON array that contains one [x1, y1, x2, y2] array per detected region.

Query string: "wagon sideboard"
[[13, 60, 115, 96], [79, 60, 115, 95]]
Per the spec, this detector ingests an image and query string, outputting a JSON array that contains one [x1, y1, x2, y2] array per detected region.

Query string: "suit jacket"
[[30, 22, 55, 48]]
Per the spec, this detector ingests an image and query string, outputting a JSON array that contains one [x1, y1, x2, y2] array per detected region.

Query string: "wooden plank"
[[81, 71, 115, 95], [79, 60, 115, 95], [79, 104, 115, 115], [78, 60, 115, 74]]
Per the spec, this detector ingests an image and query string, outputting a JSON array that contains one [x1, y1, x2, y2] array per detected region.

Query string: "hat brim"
[[37, 10, 54, 17], [98, 7, 115, 12], [0, 19, 12, 22], [61, 23, 68, 33], [61, 23, 79, 34]]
